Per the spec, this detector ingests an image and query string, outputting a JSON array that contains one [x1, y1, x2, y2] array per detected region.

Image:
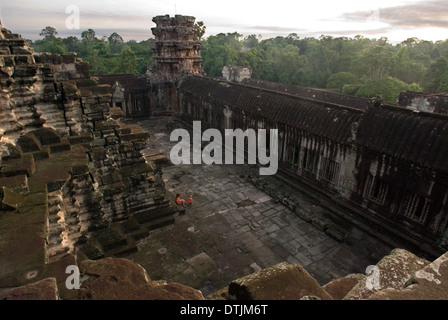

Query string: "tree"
[[79, 29, 98, 56], [126, 39, 153, 73], [355, 76, 422, 104], [29, 26, 448, 88], [401, 37, 420, 48], [195, 21, 206, 39], [108, 32, 124, 54], [391, 46, 413, 83], [62, 36, 79, 53], [241, 48, 263, 78], [271, 45, 308, 85], [127, 39, 153, 55], [326, 72, 358, 90], [114, 46, 138, 74], [85, 49, 105, 75], [425, 57, 448, 93], [201, 33, 244, 76], [34, 26, 66, 54], [307, 42, 332, 87], [81, 29, 96, 43], [34, 39, 66, 54], [39, 26, 58, 39], [342, 84, 361, 96], [356, 45, 393, 81], [436, 74, 448, 92], [243, 35, 259, 49]]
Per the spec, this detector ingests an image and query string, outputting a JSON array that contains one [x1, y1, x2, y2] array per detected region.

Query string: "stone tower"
[[149, 14, 204, 83], [147, 14, 204, 114]]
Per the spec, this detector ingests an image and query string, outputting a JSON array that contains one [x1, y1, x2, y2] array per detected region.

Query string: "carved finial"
[[370, 94, 383, 108]]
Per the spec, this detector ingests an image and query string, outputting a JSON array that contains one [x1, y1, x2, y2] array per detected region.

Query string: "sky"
[[1, 0, 447, 44]]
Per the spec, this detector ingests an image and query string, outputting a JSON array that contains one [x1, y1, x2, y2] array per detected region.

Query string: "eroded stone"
[[228, 262, 333, 300], [78, 257, 204, 300], [343, 248, 430, 300]]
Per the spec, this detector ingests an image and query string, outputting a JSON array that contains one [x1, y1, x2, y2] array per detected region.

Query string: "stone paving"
[[125, 117, 393, 297]]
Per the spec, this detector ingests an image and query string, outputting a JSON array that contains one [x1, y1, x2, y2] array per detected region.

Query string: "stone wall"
[[1, 248, 447, 300], [98, 74, 152, 118], [398, 91, 448, 115], [0, 24, 177, 290], [177, 75, 448, 259]]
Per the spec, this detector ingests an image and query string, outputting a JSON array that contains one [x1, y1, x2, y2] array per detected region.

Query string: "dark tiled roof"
[[181, 76, 448, 172], [180, 76, 364, 145], [357, 106, 448, 172], [241, 78, 370, 111]]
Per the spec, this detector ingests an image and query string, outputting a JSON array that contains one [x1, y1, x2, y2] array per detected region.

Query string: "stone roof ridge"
[[241, 78, 369, 108], [381, 99, 448, 121], [183, 76, 448, 129], [403, 90, 448, 97], [190, 75, 366, 114], [240, 78, 448, 121]]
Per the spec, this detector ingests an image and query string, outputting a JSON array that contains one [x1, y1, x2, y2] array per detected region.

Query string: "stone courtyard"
[[1, 17, 447, 300], [125, 117, 393, 297]]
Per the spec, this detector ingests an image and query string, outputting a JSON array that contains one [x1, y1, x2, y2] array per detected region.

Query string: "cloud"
[[343, 0, 448, 29], [249, 25, 304, 33], [3, 0, 448, 43], [2, 3, 155, 41], [245, 26, 306, 36], [311, 27, 392, 37]]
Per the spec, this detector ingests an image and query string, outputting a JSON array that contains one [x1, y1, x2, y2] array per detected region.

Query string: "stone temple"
[[1, 15, 448, 300]]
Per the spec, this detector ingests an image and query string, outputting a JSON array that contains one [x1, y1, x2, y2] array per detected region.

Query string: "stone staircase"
[[77, 203, 177, 260], [0, 24, 177, 295]]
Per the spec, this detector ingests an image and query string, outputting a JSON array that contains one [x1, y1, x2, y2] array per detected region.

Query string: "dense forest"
[[32, 26, 153, 75], [31, 26, 448, 104]]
